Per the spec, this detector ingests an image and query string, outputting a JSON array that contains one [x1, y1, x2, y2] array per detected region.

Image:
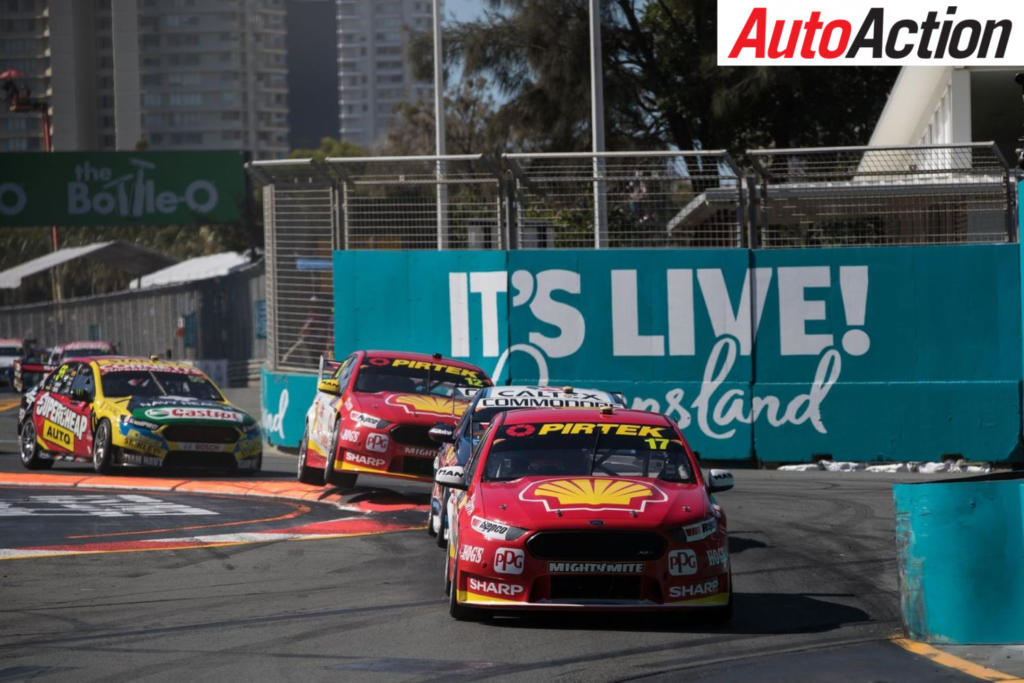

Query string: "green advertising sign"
[[0, 151, 245, 227]]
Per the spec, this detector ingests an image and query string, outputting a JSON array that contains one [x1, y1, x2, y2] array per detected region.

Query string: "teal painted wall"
[[894, 477, 1024, 643], [260, 366, 317, 448], [317, 245, 1024, 462]]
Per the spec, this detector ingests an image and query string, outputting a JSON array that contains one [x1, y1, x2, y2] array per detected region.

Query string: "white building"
[[336, 0, 434, 149], [869, 66, 1024, 165], [1, 0, 288, 159]]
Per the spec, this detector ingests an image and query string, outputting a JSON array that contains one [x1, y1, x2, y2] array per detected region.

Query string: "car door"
[[67, 362, 97, 458], [32, 362, 88, 457], [311, 353, 357, 453]]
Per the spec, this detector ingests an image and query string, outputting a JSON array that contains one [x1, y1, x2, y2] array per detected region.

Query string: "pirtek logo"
[[721, 4, 1016, 65]]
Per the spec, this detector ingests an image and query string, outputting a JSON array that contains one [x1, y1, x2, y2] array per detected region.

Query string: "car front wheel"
[[92, 419, 115, 474], [323, 423, 357, 489], [296, 425, 322, 485]]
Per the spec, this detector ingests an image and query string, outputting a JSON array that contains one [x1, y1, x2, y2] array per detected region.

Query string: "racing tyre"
[[707, 572, 733, 625], [323, 424, 357, 489], [92, 419, 115, 474], [426, 505, 437, 537], [434, 505, 447, 549], [19, 421, 52, 470], [448, 556, 482, 621], [296, 425, 323, 485]]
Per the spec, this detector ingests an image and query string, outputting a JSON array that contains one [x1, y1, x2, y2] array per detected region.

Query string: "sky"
[[445, 0, 486, 23]]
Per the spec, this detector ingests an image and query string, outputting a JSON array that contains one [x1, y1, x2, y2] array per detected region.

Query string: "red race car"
[[297, 350, 492, 488], [14, 340, 117, 392], [437, 406, 735, 621]]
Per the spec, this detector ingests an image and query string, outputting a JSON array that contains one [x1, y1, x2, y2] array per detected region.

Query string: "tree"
[[289, 137, 367, 161], [415, 0, 897, 154], [380, 76, 503, 156]]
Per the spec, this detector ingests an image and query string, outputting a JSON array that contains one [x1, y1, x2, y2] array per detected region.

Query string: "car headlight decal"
[[470, 515, 529, 542], [350, 411, 390, 429], [668, 516, 718, 543], [121, 415, 160, 431]]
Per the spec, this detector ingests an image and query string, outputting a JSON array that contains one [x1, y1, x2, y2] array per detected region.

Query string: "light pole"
[[2, 68, 61, 302], [432, 0, 449, 250], [588, 0, 607, 248]]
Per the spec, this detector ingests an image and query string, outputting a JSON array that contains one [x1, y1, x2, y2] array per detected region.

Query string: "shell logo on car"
[[387, 394, 464, 417], [519, 478, 668, 513]]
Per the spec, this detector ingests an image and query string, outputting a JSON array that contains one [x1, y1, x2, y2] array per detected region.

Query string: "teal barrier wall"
[[260, 366, 316, 448], [319, 245, 1023, 462], [894, 476, 1024, 643]]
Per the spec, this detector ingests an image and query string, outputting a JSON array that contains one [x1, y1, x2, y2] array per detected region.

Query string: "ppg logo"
[[365, 433, 389, 453], [668, 549, 697, 576], [493, 547, 525, 575]]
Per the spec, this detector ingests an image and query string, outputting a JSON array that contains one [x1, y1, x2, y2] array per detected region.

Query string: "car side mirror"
[[317, 378, 340, 395], [435, 465, 467, 489], [707, 469, 734, 493], [71, 387, 92, 402], [428, 422, 455, 443]]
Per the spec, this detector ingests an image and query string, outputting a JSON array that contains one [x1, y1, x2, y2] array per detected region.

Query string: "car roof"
[[498, 406, 670, 426], [362, 349, 488, 373], [89, 356, 207, 376], [55, 340, 114, 351]]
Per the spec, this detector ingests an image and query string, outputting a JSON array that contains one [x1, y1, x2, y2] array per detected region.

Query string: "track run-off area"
[[1, 398, 1022, 681]]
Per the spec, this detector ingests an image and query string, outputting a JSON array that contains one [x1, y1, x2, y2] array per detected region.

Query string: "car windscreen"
[[354, 358, 488, 395], [101, 371, 224, 401], [483, 420, 694, 483]]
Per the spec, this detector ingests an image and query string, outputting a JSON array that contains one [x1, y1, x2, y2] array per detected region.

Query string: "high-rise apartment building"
[[0, 0, 288, 159], [336, 0, 434, 150]]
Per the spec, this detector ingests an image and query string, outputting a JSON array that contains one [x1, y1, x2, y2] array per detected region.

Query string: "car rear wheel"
[[19, 421, 52, 470], [296, 425, 322, 485], [323, 424, 357, 489], [448, 556, 482, 621], [92, 419, 115, 474]]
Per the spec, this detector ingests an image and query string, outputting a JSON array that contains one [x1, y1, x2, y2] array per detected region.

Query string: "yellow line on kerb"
[[892, 637, 1024, 682], [0, 398, 20, 413]]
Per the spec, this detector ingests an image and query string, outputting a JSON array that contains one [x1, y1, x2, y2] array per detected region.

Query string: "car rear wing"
[[318, 355, 344, 383], [13, 360, 55, 393]]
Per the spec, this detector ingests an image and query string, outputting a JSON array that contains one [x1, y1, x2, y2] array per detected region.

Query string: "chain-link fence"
[[327, 154, 504, 250], [249, 145, 1018, 371], [749, 143, 1014, 248], [506, 151, 745, 248], [248, 159, 337, 374]]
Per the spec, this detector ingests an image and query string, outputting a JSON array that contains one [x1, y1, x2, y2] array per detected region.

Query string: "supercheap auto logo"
[[717, 1, 1024, 66]]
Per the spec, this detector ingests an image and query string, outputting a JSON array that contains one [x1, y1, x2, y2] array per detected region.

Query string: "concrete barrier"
[[894, 473, 1024, 643]]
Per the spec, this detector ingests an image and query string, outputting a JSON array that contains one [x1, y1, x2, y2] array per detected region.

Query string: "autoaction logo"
[[718, 1, 1023, 66]]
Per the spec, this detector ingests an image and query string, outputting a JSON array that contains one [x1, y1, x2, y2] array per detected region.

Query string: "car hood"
[[475, 476, 710, 531], [124, 396, 255, 427], [351, 392, 469, 425]]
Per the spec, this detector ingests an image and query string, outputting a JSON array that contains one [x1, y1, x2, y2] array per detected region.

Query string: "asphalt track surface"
[[1, 390, 1022, 682]]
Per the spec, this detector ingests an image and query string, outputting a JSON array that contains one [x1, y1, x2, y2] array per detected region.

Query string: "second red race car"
[[297, 350, 492, 488], [437, 406, 735, 621]]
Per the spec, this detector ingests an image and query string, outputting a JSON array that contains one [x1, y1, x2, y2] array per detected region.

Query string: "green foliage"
[[289, 137, 368, 161], [415, 0, 896, 154]]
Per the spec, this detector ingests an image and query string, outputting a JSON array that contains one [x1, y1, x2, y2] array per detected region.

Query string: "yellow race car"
[[18, 356, 262, 474]]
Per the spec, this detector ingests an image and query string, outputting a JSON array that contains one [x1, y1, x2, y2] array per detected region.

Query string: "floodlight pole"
[[589, 0, 607, 248], [433, 0, 449, 250]]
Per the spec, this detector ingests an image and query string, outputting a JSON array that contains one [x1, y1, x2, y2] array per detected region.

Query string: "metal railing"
[[248, 144, 1017, 371], [505, 151, 745, 248], [748, 143, 1014, 248]]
